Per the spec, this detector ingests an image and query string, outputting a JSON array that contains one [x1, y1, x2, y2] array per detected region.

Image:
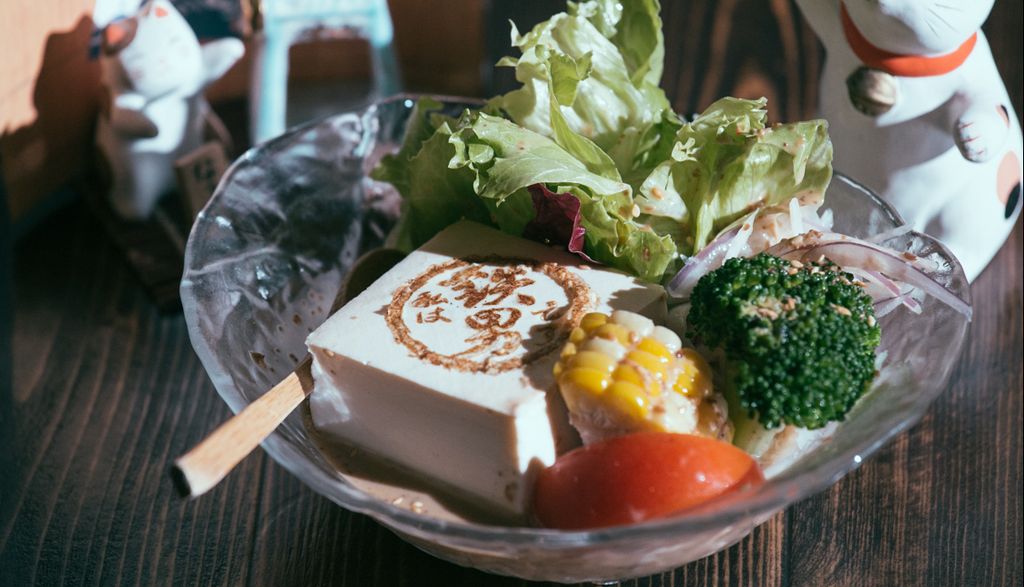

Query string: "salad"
[[366, 0, 969, 529]]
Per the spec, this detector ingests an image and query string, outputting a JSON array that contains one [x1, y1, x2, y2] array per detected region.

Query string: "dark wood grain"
[[2, 1, 1022, 585], [661, 0, 823, 123]]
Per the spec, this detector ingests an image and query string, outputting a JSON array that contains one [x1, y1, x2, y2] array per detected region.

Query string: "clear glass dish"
[[181, 95, 972, 583]]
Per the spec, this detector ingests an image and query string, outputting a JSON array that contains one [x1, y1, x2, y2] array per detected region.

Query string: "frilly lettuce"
[[448, 111, 677, 282], [490, 0, 670, 173], [637, 97, 833, 253], [371, 99, 490, 251], [371, 1, 833, 283]]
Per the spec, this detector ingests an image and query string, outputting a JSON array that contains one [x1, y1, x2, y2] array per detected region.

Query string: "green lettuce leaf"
[[370, 4, 833, 285], [637, 97, 833, 254], [490, 0, 669, 156], [371, 102, 489, 251], [578, 0, 664, 87], [449, 112, 628, 202], [448, 111, 676, 281]]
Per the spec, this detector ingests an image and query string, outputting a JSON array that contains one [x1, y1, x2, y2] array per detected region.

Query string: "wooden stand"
[[82, 180, 187, 312], [81, 140, 229, 313]]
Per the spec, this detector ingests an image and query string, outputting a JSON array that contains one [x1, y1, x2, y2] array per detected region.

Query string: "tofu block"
[[306, 221, 666, 518]]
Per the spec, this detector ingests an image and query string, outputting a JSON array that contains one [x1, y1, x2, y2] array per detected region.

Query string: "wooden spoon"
[[171, 248, 406, 498]]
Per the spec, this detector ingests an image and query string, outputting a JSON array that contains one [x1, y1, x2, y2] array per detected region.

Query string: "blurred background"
[[1, 0, 1021, 235]]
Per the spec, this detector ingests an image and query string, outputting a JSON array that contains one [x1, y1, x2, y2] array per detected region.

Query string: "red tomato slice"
[[533, 432, 764, 530]]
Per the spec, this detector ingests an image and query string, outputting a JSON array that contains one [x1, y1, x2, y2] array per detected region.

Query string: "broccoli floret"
[[686, 253, 881, 430]]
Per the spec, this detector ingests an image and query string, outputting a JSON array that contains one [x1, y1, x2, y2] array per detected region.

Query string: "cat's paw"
[[955, 106, 1009, 163]]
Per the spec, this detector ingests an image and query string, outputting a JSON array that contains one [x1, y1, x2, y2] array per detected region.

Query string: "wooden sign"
[[174, 140, 229, 220]]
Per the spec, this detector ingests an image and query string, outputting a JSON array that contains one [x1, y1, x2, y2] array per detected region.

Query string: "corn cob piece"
[[555, 310, 732, 445]]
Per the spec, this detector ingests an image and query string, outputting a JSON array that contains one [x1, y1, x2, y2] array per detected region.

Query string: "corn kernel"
[[561, 367, 611, 395], [569, 350, 616, 373], [680, 348, 713, 376], [569, 327, 586, 344], [552, 362, 563, 378], [636, 338, 672, 362], [579, 312, 608, 332], [612, 364, 660, 396], [650, 325, 682, 352], [582, 336, 627, 360], [672, 356, 711, 398], [612, 363, 644, 386], [671, 371, 698, 397], [626, 350, 667, 380], [605, 381, 649, 420], [610, 310, 653, 337], [680, 349, 713, 397], [560, 342, 577, 359], [595, 323, 632, 345]]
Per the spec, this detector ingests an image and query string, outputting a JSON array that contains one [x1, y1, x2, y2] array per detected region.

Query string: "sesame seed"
[[867, 315, 877, 327], [831, 304, 852, 317], [790, 259, 804, 268]]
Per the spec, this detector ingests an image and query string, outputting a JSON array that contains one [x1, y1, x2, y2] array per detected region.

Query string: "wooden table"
[[2, 2, 1021, 585]]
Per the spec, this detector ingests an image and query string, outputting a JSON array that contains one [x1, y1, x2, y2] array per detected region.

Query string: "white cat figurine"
[[95, 0, 243, 219], [795, 0, 1022, 281]]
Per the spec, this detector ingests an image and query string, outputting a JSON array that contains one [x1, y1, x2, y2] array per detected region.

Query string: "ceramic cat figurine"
[[95, 0, 243, 219], [795, 0, 1022, 281]]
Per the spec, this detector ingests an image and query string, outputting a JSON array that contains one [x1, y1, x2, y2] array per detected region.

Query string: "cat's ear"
[[102, 17, 138, 55]]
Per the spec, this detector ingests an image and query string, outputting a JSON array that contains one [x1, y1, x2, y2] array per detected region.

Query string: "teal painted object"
[[250, 0, 402, 144]]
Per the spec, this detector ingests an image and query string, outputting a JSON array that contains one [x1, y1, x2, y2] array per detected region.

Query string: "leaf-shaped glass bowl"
[[181, 95, 971, 583]]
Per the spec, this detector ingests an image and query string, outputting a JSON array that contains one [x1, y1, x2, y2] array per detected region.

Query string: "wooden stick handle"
[[172, 358, 314, 498]]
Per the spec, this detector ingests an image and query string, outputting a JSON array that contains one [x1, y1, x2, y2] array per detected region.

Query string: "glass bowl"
[[181, 95, 972, 583]]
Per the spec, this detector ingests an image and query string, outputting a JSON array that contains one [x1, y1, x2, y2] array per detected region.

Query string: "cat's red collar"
[[840, 2, 976, 77]]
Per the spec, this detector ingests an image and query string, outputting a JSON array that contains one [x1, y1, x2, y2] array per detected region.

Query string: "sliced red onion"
[[866, 224, 913, 244], [844, 266, 901, 301], [724, 211, 757, 259], [766, 230, 934, 272], [873, 296, 901, 318], [668, 211, 759, 298], [874, 292, 922, 317], [667, 226, 738, 297], [770, 239, 970, 319], [864, 269, 901, 296], [903, 294, 923, 314], [764, 230, 827, 257]]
